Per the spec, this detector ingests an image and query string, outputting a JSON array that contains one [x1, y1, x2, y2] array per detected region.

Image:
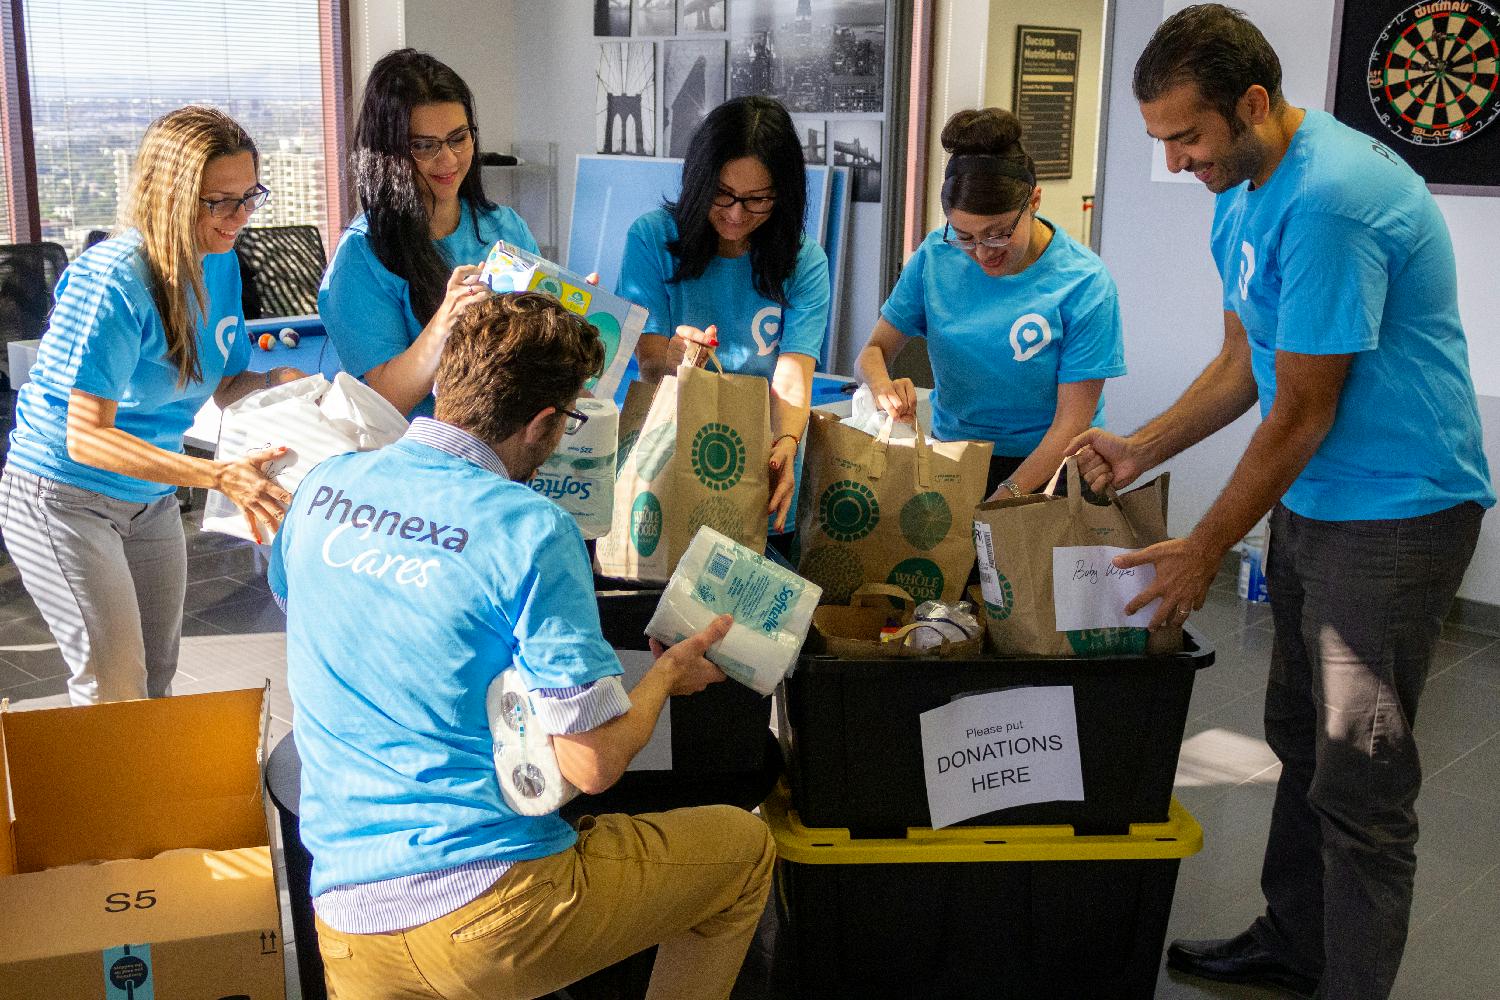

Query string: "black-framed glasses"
[[561, 407, 590, 434], [942, 198, 1033, 252], [410, 126, 477, 162], [200, 184, 270, 219], [710, 188, 776, 214]]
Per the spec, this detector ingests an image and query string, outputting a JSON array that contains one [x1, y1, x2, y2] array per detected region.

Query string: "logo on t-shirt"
[[214, 315, 238, 361], [750, 306, 781, 356], [1238, 241, 1256, 301], [1009, 313, 1053, 362]]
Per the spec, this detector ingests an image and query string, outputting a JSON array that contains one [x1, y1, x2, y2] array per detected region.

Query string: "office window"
[[23, 0, 335, 253]]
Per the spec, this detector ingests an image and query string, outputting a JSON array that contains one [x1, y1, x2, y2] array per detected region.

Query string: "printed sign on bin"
[[918, 686, 1084, 828]]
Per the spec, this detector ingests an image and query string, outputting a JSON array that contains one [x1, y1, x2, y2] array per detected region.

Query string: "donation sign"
[[1052, 544, 1159, 631], [918, 686, 1083, 829]]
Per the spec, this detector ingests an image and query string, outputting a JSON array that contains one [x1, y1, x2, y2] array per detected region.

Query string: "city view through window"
[[23, 0, 328, 255]]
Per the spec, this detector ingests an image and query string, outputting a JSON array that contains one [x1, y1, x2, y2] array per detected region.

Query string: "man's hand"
[[867, 377, 917, 423], [1069, 428, 1152, 493], [1114, 535, 1221, 630], [648, 613, 732, 696]]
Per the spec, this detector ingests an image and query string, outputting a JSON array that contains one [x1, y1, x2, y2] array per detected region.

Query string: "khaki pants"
[[315, 805, 775, 1000]]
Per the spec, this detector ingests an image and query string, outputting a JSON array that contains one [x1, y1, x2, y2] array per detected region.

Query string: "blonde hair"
[[120, 106, 257, 385]]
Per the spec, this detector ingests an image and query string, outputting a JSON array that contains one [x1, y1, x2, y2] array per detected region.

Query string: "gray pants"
[[1252, 499, 1485, 1000], [0, 465, 187, 705]]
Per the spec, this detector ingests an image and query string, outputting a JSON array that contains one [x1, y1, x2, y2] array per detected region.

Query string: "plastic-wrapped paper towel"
[[527, 397, 617, 539], [645, 526, 822, 696], [486, 667, 579, 816]]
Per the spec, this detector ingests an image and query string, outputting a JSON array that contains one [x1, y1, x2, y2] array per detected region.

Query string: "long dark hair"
[[351, 48, 495, 326], [666, 96, 806, 308], [939, 108, 1035, 216]]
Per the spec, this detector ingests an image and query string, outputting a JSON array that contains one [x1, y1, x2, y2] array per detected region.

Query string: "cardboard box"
[[0, 687, 286, 999]]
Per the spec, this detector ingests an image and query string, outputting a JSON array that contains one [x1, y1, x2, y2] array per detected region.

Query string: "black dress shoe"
[[1166, 932, 1319, 998]]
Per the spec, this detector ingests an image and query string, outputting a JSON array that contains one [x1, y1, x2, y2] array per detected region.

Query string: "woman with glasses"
[[857, 108, 1125, 499], [617, 95, 830, 531], [319, 48, 537, 418], [0, 106, 302, 705]]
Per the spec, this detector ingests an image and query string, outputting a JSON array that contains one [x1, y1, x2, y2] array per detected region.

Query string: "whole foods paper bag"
[[596, 355, 771, 582], [795, 410, 991, 605], [972, 458, 1181, 657]]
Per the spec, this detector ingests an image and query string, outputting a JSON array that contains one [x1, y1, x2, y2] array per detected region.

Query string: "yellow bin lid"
[[764, 783, 1203, 865]]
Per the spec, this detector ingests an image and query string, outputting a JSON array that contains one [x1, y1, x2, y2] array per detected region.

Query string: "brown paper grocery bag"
[[795, 410, 991, 605], [596, 352, 770, 582], [972, 457, 1181, 657]]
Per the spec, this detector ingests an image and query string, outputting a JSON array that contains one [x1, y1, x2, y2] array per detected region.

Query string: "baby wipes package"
[[481, 241, 646, 403], [486, 667, 579, 816], [645, 526, 822, 696], [528, 397, 618, 539]]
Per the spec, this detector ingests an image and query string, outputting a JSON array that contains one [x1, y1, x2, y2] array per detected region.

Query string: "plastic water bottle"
[[1237, 518, 1270, 604]]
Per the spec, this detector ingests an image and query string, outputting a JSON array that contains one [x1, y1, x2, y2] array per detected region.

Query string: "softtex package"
[[645, 527, 822, 696], [481, 241, 646, 403], [528, 397, 618, 539]]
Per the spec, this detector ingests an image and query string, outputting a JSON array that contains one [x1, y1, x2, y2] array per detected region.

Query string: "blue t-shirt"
[[7, 232, 250, 503], [318, 201, 537, 418], [880, 220, 1125, 453], [616, 207, 831, 379], [269, 434, 622, 896], [1210, 110, 1493, 521]]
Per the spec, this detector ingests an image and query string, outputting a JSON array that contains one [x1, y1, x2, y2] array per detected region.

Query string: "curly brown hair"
[[434, 292, 605, 444]]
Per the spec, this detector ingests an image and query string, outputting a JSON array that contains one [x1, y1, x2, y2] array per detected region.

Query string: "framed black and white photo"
[[595, 0, 631, 37], [677, 0, 726, 33], [597, 42, 657, 156], [792, 116, 827, 164], [634, 0, 677, 36], [728, 0, 886, 114], [664, 40, 728, 157], [830, 119, 881, 201], [1328, 0, 1500, 193]]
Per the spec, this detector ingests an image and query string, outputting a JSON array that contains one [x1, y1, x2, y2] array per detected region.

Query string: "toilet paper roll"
[[645, 526, 822, 696], [486, 668, 578, 816]]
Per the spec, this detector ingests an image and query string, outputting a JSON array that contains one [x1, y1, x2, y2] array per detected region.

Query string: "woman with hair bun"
[[856, 107, 1125, 498], [319, 48, 537, 418]]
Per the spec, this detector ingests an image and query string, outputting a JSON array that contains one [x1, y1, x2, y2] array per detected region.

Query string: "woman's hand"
[[868, 377, 917, 423], [214, 446, 293, 544], [431, 264, 488, 340], [768, 435, 799, 531], [266, 366, 307, 387]]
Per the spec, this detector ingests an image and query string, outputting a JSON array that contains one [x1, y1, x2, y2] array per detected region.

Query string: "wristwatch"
[[1000, 479, 1024, 498]]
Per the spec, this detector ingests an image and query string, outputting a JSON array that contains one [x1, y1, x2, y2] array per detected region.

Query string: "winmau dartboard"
[[1366, 1, 1500, 145]]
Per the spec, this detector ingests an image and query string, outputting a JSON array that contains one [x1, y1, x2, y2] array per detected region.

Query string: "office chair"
[[234, 224, 326, 319], [0, 241, 70, 389]]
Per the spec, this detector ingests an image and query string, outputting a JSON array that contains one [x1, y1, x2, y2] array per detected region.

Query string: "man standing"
[[270, 291, 774, 1000], [1072, 6, 1493, 999]]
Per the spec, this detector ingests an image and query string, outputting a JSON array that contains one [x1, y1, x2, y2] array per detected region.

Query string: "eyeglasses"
[[561, 406, 590, 434], [200, 184, 270, 219], [711, 188, 776, 214], [942, 199, 1033, 252], [410, 126, 477, 162]]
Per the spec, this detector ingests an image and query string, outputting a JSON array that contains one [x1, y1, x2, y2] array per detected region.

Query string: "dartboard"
[[1366, 0, 1500, 146]]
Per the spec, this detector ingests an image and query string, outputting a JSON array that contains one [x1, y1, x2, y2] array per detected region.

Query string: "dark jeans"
[[1251, 499, 1485, 1000]]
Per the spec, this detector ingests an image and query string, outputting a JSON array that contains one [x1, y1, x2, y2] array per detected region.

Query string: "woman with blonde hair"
[[0, 105, 303, 705]]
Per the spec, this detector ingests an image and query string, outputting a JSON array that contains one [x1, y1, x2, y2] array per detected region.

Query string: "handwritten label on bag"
[[918, 686, 1084, 828], [1051, 545, 1159, 631]]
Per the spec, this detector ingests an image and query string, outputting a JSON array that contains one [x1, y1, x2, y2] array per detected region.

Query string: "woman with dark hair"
[[618, 95, 830, 530], [856, 107, 1125, 499], [319, 48, 537, 418], [0, 106, 301, 705]]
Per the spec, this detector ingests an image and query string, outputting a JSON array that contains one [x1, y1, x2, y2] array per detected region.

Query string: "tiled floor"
[[3, 512, 1498, 999]]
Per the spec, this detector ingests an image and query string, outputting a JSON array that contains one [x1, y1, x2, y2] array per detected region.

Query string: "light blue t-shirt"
[[1211, 110, 1493, 521], [318, 201, 537, 418], [7, 231, 250, 503], [616, 207, 831, 379], [880, 220, 1125, 453], [269, 431, 622, 897]]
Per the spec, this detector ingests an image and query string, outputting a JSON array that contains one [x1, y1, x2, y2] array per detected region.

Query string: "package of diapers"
[[528, 397, 618, 539], [481, 241, 646, 403], [486, 667, 579, 816], [645, 527, 822, 696]]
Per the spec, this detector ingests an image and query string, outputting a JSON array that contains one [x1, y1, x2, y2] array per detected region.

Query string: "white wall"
[[1098, 0, 1500, 606], [404, 0, 519, 155]]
